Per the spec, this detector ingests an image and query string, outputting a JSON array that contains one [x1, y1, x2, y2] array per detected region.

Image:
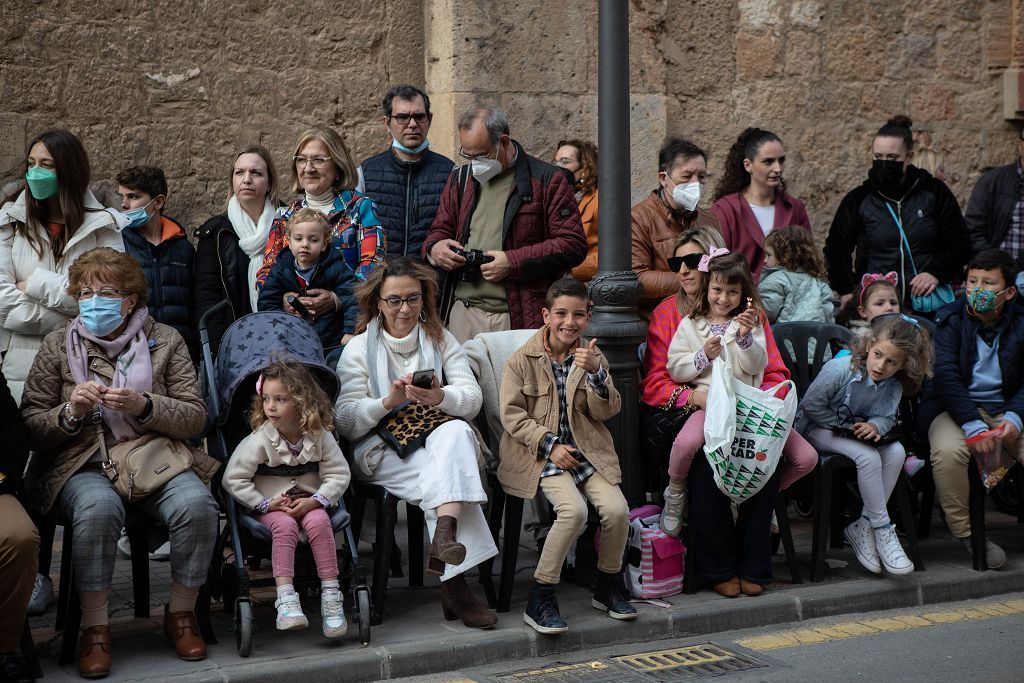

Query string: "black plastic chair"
[[19, 619, 42, 681], [772, 321, 923, 582]]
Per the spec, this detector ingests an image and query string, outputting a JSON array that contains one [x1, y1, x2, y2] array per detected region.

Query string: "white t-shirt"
[[748, 202, 776, 236]]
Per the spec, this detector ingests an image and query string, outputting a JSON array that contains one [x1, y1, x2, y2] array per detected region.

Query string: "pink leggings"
[[667, 409, 818, 490], [257, 507, 338, 579]]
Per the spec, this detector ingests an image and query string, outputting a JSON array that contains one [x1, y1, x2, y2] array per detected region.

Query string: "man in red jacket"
[[424, 106, 586, 342]]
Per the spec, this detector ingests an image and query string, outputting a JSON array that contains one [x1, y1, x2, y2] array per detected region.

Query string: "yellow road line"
[[737, 599, 1024, 652]]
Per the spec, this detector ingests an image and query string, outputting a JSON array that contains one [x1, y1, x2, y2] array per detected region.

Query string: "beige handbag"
[[98, 425, 193, 501]]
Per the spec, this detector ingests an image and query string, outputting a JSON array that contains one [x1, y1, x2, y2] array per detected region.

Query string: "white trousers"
[[362, 420, 498, 581]]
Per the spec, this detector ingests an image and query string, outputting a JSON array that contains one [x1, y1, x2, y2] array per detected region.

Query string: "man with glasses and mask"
[[357, 85, 454, 261], [966, 128, 1024, 279], [631, 138, 720, 319], [424, 106, 586, 343]]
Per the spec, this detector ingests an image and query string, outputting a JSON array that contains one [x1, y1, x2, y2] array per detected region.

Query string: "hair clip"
[[859, 271, 898, 304], [255, 373, 265, 396], [697, 247, 730, 272]]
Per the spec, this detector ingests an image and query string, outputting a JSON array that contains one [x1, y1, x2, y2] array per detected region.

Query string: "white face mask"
[[470, 142, 503, 183], [670, 180, 701, 212]]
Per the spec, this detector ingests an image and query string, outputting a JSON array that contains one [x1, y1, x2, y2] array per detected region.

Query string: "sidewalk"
[[29, 501, 1024, 682]]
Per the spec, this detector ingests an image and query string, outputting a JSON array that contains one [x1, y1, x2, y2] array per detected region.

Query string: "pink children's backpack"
[[623, 504, 686, 598]]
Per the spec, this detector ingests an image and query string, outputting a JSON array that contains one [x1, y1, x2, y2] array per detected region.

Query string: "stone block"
[[739, 0, 783, 28], [825, 29, 885, 81], [789, 0, 824, 28], [935, 23, 983, 81], [909, 84, 959, 122], [736, 30, 782, 81], [885, 33, 936, 80], [783, 29, 822, 81]]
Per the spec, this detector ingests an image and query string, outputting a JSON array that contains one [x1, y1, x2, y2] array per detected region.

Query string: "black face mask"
[[871, 159, 904, 187]]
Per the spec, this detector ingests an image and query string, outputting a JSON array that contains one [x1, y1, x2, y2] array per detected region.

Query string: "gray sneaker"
[[28, 573, 55, 615], [960, 537, 1006, 569], [660, 486, 686, 538]]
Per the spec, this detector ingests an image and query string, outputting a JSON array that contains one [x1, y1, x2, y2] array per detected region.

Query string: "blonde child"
[[759, 226, 834, 324], [223, 360, 351, 638], [795, 317, 932, 575], [661, 250, 767, 541]]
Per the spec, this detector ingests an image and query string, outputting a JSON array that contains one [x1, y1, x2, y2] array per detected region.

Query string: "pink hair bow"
[[255, 373, 265, 396], [859, 272, 899, 304], [697, 247, 730, 272]]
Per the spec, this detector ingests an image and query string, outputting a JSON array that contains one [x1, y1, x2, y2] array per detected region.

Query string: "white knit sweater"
[[334, 325, 482, 476]]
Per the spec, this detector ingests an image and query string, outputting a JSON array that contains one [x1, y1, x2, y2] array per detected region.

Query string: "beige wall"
[[1, 0, 1022, 245]]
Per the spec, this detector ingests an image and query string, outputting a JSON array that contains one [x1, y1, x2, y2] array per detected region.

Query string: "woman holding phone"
[[334, 257, 497, 628]]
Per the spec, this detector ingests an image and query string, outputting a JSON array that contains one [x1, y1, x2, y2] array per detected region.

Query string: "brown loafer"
[[712, 576, 741, 598], [163, 607, 207, 661], [78, 625, 111, 679], [740, 579, 765, 596]]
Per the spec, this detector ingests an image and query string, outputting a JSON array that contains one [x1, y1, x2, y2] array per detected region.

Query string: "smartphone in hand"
[[286, 295, 313, 322], [412, 369, 435, 389]]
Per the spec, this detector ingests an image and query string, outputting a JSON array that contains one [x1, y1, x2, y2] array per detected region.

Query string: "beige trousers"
[[928, 410, 1024, 537], [535, 471, 629, 585], [0, 494, 39, 650], [448, 301, 511, 344]]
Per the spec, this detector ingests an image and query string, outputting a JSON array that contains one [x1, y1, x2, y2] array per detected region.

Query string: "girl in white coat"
[[0, 129, 125, 403]]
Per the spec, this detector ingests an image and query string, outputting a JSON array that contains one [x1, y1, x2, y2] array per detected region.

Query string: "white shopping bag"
[[703, 343, 797, 504]]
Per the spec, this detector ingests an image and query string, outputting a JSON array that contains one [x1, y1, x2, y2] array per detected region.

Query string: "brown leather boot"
[[428, 515, 466, 575], [78, 625, 111, 679], [163, 606, 207, 661], [440, 574, 497, 629]]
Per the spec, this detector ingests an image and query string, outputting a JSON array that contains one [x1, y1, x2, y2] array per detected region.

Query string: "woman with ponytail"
[[710, 128, 811, 281]]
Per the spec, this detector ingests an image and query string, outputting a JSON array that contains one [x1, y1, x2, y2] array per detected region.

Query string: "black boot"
[[523, 583, 568, 634], [592, 571, 637, 620]]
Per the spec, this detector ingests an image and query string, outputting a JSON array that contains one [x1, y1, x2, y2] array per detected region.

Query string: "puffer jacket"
[[21, 317, 218, 515], [0, 189, 126, 403], [194, 214, 250, 356], [965, 162, 1023, 269], [423, 140, 587, 329], [358, 148, 454, 261], [497, 327, 621, 499], [122, 216, 197, 361], [824, 165, 970, 297], [758, 267, 834, 324]]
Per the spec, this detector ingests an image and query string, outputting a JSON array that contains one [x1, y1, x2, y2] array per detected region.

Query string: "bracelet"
[[59, 402, 82, 432]]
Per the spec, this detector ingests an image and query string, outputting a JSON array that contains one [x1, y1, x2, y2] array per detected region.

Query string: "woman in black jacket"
[[194, 146, 279, 354], [825, 116, 970, 312]]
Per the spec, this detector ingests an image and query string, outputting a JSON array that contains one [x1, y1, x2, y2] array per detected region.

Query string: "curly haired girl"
[[223, 359, 351, 639], [795, 316, 933, 576], [759, 226, 834, 324]]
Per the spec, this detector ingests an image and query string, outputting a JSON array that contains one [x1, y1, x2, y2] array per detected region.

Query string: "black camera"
[[450, 246, 494, 282]]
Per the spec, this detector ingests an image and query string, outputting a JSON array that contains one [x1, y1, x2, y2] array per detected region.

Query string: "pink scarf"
[[66, 307, 153, 442]]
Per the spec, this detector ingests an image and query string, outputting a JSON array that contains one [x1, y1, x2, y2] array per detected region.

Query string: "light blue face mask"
[[392, 137, 429, 155], [79, 296, 125, 337], [123, 197, 157, 229]]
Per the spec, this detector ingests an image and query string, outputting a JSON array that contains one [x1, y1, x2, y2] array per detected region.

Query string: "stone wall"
[[1, 0, 1022, 245]]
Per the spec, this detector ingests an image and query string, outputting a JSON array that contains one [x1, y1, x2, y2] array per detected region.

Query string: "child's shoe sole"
[[843, 525, 882, 574], [523, 613, 568, 634], [322, 622, 348, 639], [276, 616, 309, 630]]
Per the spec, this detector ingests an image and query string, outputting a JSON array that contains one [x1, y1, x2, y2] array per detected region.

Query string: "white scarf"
[[227, 195, 276, 310], [365, 317, 444, 400]]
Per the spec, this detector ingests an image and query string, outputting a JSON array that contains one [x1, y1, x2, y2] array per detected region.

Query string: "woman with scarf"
[[334, 257, 497, 629], [195, 145, 279, 354], [21, 248, 220, 678], [256, 128, 386, 307], [824, 116, 970, 313]]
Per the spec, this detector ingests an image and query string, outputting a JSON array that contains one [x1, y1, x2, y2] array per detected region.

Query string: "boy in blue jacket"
[[258, 208, 357, 365], [923, 249, 1024, 568]]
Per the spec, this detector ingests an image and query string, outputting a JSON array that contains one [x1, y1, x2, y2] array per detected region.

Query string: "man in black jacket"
[[357, 85, 455, 261], [117, 166, 198, 360], [0, 369, 38, 681], [965, 129, 1024, 273]]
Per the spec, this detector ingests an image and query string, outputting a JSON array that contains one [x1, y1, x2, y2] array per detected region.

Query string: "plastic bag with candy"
[[966, 428, 1015, 491]]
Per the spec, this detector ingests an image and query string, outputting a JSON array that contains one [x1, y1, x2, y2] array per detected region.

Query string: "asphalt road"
[[393, 593, 1024, 682]]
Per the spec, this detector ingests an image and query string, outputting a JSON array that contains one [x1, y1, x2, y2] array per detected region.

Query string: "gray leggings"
[[59, 468, 219, 592], [804, 426, 906, 528]]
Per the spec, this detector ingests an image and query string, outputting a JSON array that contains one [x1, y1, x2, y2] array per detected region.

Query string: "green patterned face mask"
[[25, 166, 59, 200]]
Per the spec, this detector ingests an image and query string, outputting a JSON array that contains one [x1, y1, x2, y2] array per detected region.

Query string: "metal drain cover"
[[613, 643, 769, 680], [496, 660, 646, 682]]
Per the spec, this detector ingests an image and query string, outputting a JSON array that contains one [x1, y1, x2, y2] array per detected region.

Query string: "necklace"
[[387, 346, 417, 368]]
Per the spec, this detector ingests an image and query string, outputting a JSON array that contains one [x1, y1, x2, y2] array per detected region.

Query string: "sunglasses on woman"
[[667, 253, 704, 272]]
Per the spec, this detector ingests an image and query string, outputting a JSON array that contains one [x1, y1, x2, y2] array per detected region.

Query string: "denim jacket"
[[795, 356, 903, 436]]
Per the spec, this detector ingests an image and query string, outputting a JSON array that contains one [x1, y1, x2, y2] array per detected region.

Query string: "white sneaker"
[[275, 590, 309, 630], [320, 588, 348, 639], [27, 573, 56, 615], [873, 525, 914, 575], [843, 517, 881, 574], [660, 486, 686, 538]]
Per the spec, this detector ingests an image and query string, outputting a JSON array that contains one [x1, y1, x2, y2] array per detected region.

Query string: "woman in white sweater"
[[0, 129, 125, 403], [335, 257, 497, 629]]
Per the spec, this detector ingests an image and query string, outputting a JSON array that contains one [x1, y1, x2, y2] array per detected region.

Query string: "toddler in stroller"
[[223, 360, 351, 638]]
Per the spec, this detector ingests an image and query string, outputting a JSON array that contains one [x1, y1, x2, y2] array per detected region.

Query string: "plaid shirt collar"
[[542, 325, 580, 364]]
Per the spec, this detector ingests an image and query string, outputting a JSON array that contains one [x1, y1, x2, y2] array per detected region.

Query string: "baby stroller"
[[198, 303, 370, 654]]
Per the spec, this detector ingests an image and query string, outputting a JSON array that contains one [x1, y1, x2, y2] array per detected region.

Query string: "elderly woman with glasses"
[[335, 257, 498, 629], [20, 247, 219, 678], [256, 127, 386, 321]]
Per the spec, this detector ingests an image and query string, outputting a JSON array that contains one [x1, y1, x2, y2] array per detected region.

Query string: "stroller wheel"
[[235, 599, 253, 657], [356, 587, 371, 646]]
